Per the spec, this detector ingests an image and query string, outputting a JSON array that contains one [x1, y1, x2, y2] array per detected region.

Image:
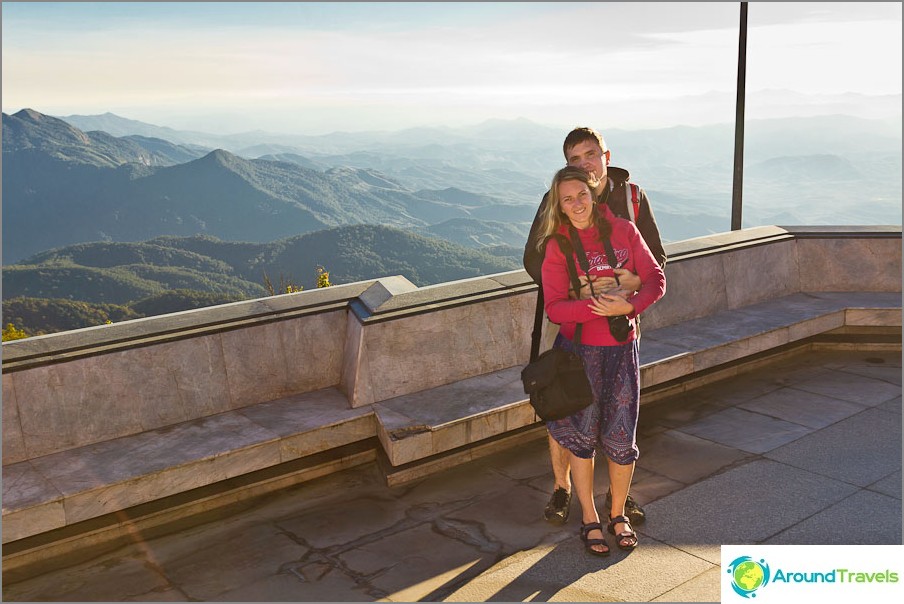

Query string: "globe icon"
[[733, 560, 765, 592]]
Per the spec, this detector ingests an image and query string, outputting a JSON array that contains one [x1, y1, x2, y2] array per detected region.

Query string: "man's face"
[[565, 140, 610, 188]]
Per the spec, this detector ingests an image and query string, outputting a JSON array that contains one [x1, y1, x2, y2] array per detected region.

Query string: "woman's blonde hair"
[[535, 166, 611, 252]]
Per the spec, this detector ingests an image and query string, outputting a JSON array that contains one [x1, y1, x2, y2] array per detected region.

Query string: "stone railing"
[[2, 226, 900, 549]]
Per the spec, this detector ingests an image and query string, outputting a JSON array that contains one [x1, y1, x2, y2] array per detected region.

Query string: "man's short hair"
[[562, 127, 607, 158]]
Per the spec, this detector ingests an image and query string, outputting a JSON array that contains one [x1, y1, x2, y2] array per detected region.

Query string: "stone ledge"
[[373, 292, 901, 469], [3, 292, 899, 547], [374, 366, 534, 466], [1, 387, 374, 544], [1, 282, 374, 372], [2, 439, 379, 584]]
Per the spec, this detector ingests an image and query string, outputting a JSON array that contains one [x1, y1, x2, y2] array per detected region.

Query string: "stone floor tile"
[[440, 544, 558, 602], [444, 538, 713, 603], [689, 367, 787, 406], [445, 484, 569, 553], [651, 565, 722, 602], [763, 490, 902, 545], [640, 459, 859, 550], [878, 396, 902, 415], [636, 429, 751, 486], [481, 435, 551, 481], [276, 494, 411, 550], [628, 473, 687, 510], [765, 407, 902, 487], [638, 395, 735, 433], [335, 523, 488, 600], [791, 370, 902, 406], [1, 552, 170, 602], [869, 470, 902, 500], [390, 458, 519, 509], [738, 385, 866, 428], [211, 569, 373, 602], [154, 524, 308, 601], [676, 407, 814, 454], [835, 355, 903, 385]]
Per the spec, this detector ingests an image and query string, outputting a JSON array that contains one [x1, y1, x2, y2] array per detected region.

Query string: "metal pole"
[[731, 2, 748, 231]]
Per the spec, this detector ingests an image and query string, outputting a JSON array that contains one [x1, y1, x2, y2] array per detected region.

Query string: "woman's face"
[[558, 178, 594, 229]]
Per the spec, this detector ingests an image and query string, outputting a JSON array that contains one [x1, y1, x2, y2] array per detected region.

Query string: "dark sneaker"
[[544, 487, 571, 525], [605, 490, 646, 525]]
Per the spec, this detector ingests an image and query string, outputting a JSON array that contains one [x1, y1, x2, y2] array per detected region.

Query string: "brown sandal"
[[580, 522, 610, 556], [607, 514, 638, 550]]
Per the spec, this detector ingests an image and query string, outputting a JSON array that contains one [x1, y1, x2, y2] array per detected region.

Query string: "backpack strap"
[[626, 182, 640, 223]]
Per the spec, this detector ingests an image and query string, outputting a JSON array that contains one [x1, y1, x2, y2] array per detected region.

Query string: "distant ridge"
[[2, 225, 522, 333], [2, 110, 533, 262]]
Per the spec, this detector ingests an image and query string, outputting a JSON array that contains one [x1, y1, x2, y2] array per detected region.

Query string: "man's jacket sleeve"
[[522, 191, 549, 284], [637, 187, 667, 268]]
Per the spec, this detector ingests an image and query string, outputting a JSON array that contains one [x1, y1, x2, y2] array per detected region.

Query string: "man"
[[523, 126, 667, 526]]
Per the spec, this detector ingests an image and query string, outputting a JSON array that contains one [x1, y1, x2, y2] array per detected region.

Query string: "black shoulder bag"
[[521, 234, 594, 422]]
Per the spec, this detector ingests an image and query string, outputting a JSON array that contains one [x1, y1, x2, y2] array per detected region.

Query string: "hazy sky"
[[2, 2, 901, 134]]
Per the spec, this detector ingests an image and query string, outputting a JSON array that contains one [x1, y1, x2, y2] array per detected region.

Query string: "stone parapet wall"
[[3, 226, 900, 464]]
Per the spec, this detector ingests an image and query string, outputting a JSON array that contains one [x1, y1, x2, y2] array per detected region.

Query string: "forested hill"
[[2, 225, 522, 336]]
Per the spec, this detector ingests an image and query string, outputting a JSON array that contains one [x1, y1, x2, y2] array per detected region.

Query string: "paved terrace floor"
[[2, 348, 901, 602]]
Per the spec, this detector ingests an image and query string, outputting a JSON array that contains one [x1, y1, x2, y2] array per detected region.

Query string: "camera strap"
[[602, 238, 620, 285], [567, 225, 602, 295]]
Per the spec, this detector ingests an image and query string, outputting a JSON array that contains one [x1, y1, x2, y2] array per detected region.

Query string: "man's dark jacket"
[[522, 166, 667, 284]]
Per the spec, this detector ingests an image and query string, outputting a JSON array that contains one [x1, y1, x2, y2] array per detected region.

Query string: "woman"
[[537, 166, 665, 556]]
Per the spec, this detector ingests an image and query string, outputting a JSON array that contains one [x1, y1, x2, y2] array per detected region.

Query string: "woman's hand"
[[589, 293, 635, 317], [569, 274, 620, 300]]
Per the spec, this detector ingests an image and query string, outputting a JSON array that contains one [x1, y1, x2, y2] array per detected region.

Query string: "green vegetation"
[[128, 290, 247, 316], [2, 297, 139, 336], [316, 266, 331, 288], [262, 271, 303, 296], [2, 225, 521, 336], [2, 323, 29, 341]]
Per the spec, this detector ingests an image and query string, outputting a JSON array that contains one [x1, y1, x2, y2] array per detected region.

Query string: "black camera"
[[607, 315, 633, 342]]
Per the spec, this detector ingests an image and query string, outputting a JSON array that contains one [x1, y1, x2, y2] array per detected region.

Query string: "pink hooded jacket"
[[541, 204, 666, 346]]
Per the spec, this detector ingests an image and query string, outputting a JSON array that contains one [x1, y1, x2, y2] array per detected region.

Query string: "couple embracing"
[[523, 127, 667, 556]]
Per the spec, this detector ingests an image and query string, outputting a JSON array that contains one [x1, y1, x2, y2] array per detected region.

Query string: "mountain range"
[[2, 108, 900, 335], [2, 225, 522, 335], [2, 109, 536, 263], [54, 108, 902, 229]]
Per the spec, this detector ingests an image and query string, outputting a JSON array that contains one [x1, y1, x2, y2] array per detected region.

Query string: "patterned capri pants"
[[545, 333, 641, 464]]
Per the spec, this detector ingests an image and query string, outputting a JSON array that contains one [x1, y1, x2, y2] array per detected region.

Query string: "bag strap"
[[550, 233, 584, 347], [528, 234, 584, 360], [529, 287, 545, 362]]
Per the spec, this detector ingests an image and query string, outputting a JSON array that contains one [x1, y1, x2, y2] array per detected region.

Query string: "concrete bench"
[[372, 291, 901, 475], [1, 387, 375, 543]]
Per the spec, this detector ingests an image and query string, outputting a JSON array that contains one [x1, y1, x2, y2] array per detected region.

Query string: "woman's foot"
[[607, 514, 638, 550], [580, 522, 610, 556]]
